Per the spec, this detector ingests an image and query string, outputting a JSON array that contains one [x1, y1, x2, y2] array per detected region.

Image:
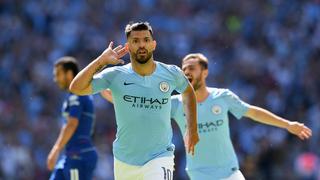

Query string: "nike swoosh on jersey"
[[124, 82, 135, 85]]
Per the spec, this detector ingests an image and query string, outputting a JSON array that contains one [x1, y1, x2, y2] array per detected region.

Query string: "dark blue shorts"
[[50, 150, 98, 180]]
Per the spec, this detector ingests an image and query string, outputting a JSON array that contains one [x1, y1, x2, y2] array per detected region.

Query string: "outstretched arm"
[[182, 84, 199, 155], [244, 105, 312, 140], [69, 42, 128, 95]]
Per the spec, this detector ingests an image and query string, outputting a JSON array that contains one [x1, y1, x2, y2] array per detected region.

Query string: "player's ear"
[[125, 43, 130, 51], [152, 40, 157, 51], [203, 69, 208, 78]]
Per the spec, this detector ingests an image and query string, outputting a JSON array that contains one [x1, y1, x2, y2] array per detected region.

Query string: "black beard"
[[192, 74, 203, 91], [134, 52, 153, 64], [193, 81, 203, 91]]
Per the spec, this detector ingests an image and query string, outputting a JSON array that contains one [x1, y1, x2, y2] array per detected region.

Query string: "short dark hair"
[[54, 56, 79, 77], [182, 53, 209, 70], [125, 21, 153, 38]]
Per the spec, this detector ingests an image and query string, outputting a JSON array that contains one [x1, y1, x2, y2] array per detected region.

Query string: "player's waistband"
[[66, 147, 97, 155], [186, 162, 239, 178]]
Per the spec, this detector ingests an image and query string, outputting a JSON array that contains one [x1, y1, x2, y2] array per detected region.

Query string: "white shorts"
[[222, 170, 245, 180], [114, 156, 174, 180]]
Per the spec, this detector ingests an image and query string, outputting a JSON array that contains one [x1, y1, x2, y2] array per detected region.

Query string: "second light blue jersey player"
[[170, 52, 311, 180], [92, 61, 189, 165], [171, 88, 249, 179]]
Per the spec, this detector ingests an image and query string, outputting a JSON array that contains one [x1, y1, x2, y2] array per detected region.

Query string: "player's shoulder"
[[66, 94, 81, 106], [100, 63, 132, 74], [68, 93, 93, 104], [115, 63, 132, 72], [208, 87, 235, 99], [156, 61, 181, 73]]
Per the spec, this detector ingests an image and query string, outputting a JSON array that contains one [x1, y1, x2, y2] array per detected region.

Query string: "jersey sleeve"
[[224, 89, 250, 120], [91, 67, 118, 94], [170, 65, 189, 93], [67, 95, 82, 120]]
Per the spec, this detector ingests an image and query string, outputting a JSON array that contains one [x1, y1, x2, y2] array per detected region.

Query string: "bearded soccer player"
[[170, 53, 312, 180], [48, 57, 97, 180], [69, 22, 199, 180]]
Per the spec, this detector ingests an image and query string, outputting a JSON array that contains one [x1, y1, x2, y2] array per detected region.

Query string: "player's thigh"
[[114, 158, 142, 180], [143, 156, 174, 180], [63, 159, 92, 180], [63, 164, 81, 180], [82, 151, 98, 180], [50, 168, 65, 180], [222, 170, 245, 180], [81, 160, 97, 180]]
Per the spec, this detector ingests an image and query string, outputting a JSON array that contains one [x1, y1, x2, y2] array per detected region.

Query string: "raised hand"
[[98, 42, 129, 66], [286, 121, 312, 140]]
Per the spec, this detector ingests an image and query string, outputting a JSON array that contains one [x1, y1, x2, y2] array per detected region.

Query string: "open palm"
[[100, 42, 129, 65], [287, 121, 312, 140]]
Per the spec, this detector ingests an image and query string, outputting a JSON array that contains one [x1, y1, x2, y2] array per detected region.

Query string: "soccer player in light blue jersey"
[[171, 53, 312, 180], [101, 53, 313, 180], [69, 22, 199, 180], [48, 57, 97, 180]]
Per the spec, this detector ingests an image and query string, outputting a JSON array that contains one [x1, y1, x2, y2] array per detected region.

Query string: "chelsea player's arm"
[[69, 42, 128, 95], [47, 117, 79, 171]]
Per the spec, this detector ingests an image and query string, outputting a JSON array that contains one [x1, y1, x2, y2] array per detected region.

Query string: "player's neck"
[[131, 58, 156, 76], [195, 85, 209, 103], [65, 81, 72, 92]]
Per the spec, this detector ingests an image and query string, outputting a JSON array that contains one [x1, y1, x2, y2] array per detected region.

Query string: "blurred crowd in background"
[[0, 0, 320, 179]]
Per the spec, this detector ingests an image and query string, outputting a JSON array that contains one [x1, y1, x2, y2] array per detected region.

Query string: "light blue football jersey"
[[171, 87, 250, 179], [91, 61, 189, 166]]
